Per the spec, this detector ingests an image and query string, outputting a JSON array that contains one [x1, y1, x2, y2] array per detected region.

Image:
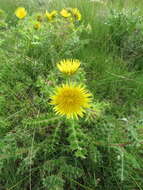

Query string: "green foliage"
[[105, 9, 141, 47], [0, 0, 143, 190]]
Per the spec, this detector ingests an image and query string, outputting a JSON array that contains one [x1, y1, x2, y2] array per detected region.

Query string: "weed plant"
[[0, 0, 143, 189]]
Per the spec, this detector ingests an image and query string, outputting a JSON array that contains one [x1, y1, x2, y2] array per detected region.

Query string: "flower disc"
[[50, 83, 92, 119]]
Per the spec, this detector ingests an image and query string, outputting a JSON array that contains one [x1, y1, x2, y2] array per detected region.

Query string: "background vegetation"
[[0, 0, 143, 189]]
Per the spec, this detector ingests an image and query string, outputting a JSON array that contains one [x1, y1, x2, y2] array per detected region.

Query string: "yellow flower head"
[[15, 7, 27, 19], [60, 9, 71, 18], [33, 22, 41, 30], [71, 8, 81, 21], [57, 59, 80, 75], [45, 10, 57, 21], [50, 83, 92, 119]]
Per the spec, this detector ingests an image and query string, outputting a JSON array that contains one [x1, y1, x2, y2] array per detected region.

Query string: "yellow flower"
[[50, 83, 92, 119], [60, 9, 71, 18], [15, 7, 27, 19], [57, 59, 80, 75], [45, 10, 57, 21], [71, 8, 81, 21], [33, 22, 41, 30]]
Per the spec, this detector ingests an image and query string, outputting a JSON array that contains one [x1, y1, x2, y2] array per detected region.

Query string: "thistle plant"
[[49, 59, 94, 158], [51, 59, 92, 119]]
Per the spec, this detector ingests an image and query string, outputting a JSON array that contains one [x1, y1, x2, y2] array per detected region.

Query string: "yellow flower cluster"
[[14, 7, 81, 31], [15, 7, 81, 20], [51, 59, 92, 119], [14, 7, 89, 119]]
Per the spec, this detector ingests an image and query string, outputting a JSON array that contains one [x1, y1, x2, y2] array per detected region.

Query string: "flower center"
[[66, 97, 74, 104]]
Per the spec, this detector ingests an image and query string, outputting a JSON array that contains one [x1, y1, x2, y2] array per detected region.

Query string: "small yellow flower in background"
[[50, 83, 92, 119], [71, 8, 81, 21], [45, 10, 57, 21], [57, 59, 80, 75], [33, 22, 41, 30], [15, 7, 27, 19], [60, 9, 71, 18]]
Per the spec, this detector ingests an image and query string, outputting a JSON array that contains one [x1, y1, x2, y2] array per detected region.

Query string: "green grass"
[[0, 0, 143, 189]]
